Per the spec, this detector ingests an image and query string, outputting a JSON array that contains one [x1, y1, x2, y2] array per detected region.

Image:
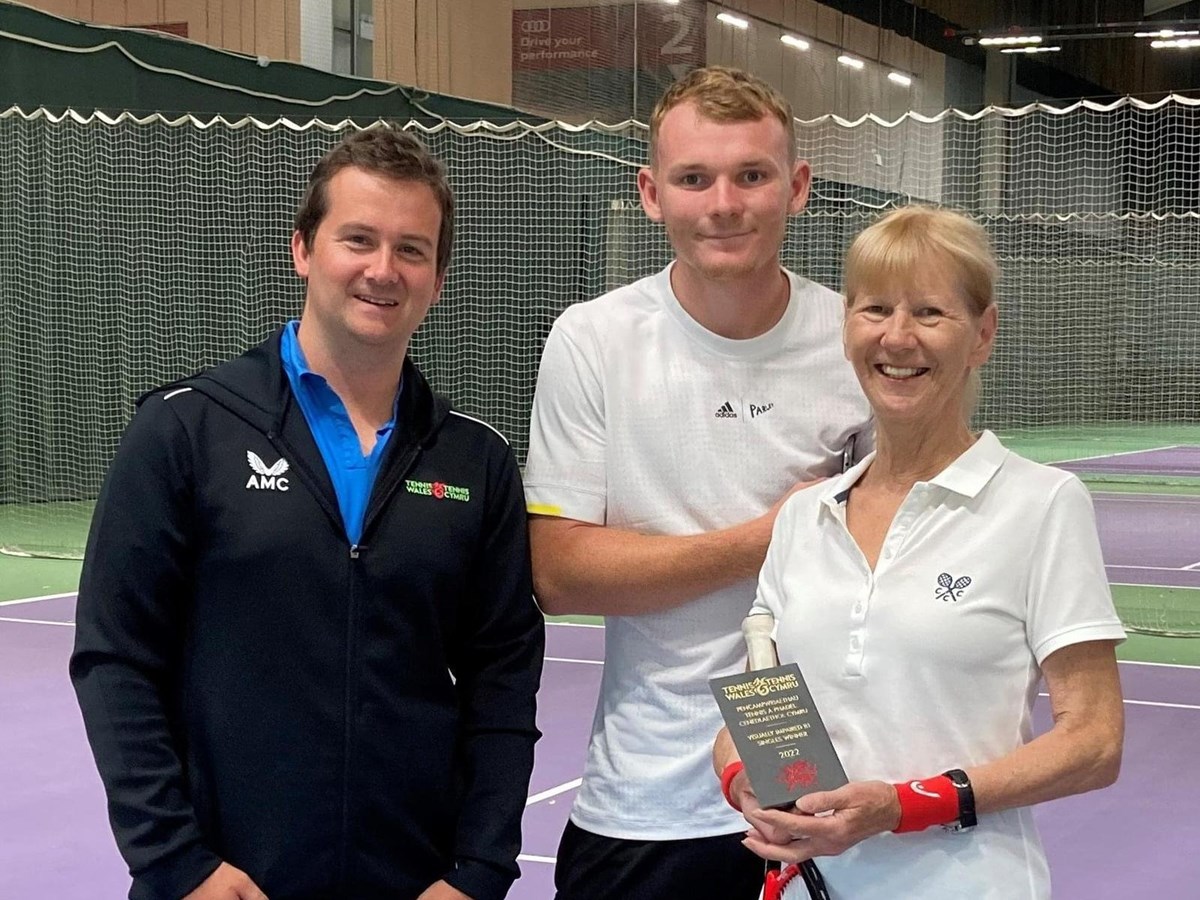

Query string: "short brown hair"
[[844, 205, 997, 316], [293, 125, 455, 274], [648, 66, 796, 165]]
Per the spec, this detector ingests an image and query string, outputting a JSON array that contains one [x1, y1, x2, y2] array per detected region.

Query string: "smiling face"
[[291, 165, 444, 361], [636, 101, 810, 287], [843, 263, 997, 429]]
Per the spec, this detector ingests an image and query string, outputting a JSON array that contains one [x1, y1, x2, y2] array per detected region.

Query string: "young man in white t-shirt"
[[524, 66, 873, 899]]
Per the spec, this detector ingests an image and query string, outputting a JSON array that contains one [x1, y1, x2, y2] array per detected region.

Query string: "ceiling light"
[[837, 54, 865, 70], [1000, 45, 1062, 53], [780, 34, 810, 51], [1152, 38, 1200, 48], [1136, 29, 1198, 38], [980, 35, 1043, 46], [888, 71, 913, 86], [716, 12, 749, 29]]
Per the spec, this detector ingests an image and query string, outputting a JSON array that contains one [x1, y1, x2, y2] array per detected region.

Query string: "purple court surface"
[[2, 597, 1199, 899], [1056, 444, 1200, 479], [3, 482, 1199, 898], [1091, 492, 1200, 589]]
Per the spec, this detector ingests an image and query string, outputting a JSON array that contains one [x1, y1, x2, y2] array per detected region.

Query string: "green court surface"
[[998, 423, 1200, 457], [0, 500, 92, 560], [998, 423, 1200, 489], [0, 555, 80, 603]]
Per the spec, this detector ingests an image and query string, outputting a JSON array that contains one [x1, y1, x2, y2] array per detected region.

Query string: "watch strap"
[[941, 768, 977, 830]]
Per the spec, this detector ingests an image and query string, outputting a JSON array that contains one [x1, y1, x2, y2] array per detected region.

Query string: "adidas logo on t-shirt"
[[715, 401, 738, 419]]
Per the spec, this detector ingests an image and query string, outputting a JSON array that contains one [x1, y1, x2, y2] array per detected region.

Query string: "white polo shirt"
[[525, 263, 873, 840], [753, 430, 1126, 898]]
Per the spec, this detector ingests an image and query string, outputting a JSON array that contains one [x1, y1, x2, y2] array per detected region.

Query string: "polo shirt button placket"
[[845, 630, 865, 674]]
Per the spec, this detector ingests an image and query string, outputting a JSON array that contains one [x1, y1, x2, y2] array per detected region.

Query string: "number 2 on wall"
[[661, 13, 693, 55]]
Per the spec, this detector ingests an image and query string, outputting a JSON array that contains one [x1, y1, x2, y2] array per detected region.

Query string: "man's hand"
[[766, 477, 825, 522], [746, 477, 826, 548], [742, 781, 901, 864], [416, 880, 473, 900], [182, 862, 268, 900]]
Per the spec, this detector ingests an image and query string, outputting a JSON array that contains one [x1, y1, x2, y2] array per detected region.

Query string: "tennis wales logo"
[[245, 451, 290, 492], [405, 479, 471, 502], [715, 401, 738, 419], [936, 572, 972, 602], [778, 759, 818, 791]]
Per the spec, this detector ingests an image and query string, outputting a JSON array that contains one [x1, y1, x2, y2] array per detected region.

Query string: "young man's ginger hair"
[[647, 66, 797, 166]]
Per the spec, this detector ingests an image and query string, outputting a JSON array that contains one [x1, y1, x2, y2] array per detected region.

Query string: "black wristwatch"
[[942, 768, 977, 832]]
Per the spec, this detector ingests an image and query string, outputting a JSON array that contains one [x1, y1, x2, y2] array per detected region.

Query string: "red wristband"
[[720, 760, 746, 812], [892, 775, 959, 833]]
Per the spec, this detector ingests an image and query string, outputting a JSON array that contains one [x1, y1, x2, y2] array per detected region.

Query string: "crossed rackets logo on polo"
[[936, 572, 972, 602]]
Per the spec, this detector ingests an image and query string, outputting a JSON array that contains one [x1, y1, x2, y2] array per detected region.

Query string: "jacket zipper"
[[337, 441, 423, 893]]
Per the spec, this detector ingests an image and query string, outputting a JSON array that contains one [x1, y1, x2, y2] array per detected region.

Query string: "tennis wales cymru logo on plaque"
[[778, 759, 819, 792], [709, 663, 847, 809]]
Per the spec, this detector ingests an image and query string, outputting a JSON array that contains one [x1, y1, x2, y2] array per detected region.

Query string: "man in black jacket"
[[71, 127, 544, 900]]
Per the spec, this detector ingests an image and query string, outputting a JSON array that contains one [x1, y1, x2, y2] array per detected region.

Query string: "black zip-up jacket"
[[70, 331, 544, 900]]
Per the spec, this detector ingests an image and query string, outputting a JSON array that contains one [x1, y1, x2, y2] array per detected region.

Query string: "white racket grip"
[[742, 613, 780, 671]]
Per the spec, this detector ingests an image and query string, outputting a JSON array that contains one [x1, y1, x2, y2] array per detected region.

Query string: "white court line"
[[0, 622, 608, 646], [0, 616, 73, 626], [0, 592, 76, 606], [1092, 494, 1200, 505], [1125, 698, 1200, 711], [1120, 660, 1200, 671], [1039, 691, 1200, 710], [1111, 580, 1200, 591], [1046, 444, 1181, 465], [1108, 564, 1196, 573], [544, 649, 1200, 673], [1183, 560, 1200, 571], [3, 607, 1198, 671], [546, 621, 603, 629], [526, 778, 582, 806], [517, 854, 555, 865]]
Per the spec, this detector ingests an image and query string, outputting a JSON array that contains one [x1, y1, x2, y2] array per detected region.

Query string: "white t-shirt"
[[753, 430, 1126, 898], [524, 263, 873, 840]]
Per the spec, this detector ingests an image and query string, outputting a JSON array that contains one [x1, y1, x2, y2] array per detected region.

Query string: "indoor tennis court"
[[5, 2, 1200, 898], [2, 432, 1199, 898]]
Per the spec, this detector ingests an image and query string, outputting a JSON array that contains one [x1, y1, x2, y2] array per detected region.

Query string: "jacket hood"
[[140, 327, 452, 445]]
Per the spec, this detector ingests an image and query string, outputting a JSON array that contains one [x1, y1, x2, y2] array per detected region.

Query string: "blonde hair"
[[844, 206, 997, 316], [845, 206, 998, 420], [648, 66, 795, 166]]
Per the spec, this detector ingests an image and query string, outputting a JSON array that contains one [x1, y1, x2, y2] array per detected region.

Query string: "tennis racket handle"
[[742, 614, 780, 671]]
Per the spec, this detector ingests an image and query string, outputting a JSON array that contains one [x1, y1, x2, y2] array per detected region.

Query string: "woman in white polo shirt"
[[713, 205, 1126, 899]]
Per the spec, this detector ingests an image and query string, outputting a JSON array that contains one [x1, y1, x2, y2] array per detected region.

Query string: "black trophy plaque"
[[710, 663, 847, 809]]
